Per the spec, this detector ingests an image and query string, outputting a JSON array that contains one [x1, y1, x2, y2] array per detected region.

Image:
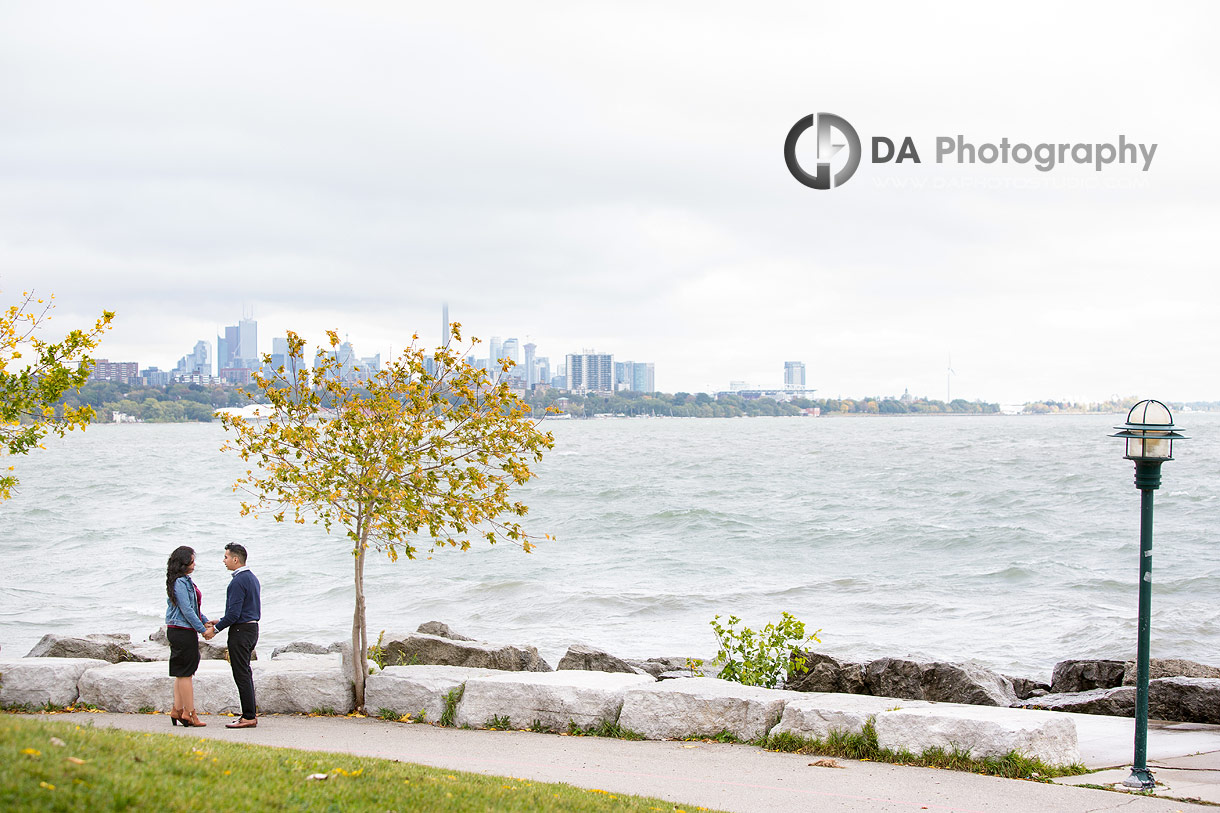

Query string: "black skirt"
[[167, 627, 201, 677]]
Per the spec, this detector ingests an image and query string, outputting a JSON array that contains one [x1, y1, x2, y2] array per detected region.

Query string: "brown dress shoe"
[[225, 717, 258, 729]]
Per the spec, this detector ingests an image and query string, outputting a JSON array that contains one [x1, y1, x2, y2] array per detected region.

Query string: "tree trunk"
[[352, 538, 368, 709]]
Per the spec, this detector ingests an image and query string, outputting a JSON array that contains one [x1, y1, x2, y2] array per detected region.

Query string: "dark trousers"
[[227, 622, 259, 719]]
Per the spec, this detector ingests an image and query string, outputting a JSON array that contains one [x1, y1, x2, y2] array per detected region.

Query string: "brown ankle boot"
[[183, 710, 206, 727]]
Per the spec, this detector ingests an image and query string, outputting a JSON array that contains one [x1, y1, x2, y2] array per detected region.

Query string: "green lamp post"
[[1110, 399, 1186, 790]]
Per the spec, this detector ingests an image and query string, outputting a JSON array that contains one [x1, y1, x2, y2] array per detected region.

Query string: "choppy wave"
[[1, 414, 1217, 676]]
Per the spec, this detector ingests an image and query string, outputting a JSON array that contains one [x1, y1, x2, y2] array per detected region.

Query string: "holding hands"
[[203, 621, 216, 641]]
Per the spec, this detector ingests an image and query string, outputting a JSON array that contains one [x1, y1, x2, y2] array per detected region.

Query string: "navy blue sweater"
[[214, 569, 261, 631]]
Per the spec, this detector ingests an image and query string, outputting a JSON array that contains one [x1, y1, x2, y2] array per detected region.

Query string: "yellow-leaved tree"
[[1, 290, 114, 500], [220, 326, 554, 707]]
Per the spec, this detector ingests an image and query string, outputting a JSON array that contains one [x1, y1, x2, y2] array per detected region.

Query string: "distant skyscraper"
[[784, 361, 806, 390], [238, 317, 258, 367], [441, 303, 450, 349], [631, 362, 655, 393], [221, 325, 240, 368], [565, 352, 614, 394], [523, 342, 537, 387], [89, 359, 140, 385], [536, 356, 550, 388], [489, 336, 503, 369], [501, 338, 519, 364]]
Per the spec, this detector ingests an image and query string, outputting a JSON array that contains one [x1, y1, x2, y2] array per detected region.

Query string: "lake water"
[[1, 413, 1216, 680]]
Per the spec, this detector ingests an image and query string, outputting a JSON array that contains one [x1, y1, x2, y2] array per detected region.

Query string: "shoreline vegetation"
[[55, 383, 1219, 425]]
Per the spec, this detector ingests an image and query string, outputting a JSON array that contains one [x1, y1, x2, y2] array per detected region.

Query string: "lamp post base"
[[1122, 766, 1156, 790]]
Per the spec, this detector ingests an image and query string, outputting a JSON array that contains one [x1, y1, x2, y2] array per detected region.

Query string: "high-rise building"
[[565, 352, 614, 394], [536, 355, 550, 389], [489, 336, 503, 367], [631, 362, 655, 393], [501, 338, 520, 367], [784, 361, 806, 390], [523, 342, 537, 388], [173, 340, 212, 378], [441, 303, 450, 348], [238, 317, 258, 367], [89, 359, 140, 385]]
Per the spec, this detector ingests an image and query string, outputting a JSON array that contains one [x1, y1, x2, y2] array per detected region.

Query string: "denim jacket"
[[165, 576, 209, 633]]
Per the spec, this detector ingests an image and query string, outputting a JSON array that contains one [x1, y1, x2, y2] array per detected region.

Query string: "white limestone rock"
[[455, 671, 654, 731], [254, 659, 355, 714], [76, 658, 355, 715], [365, 665, 503, 722], [0, 658, 109, 707], [78, 661, 240, 714], [772, 693, 934, 740], [872, 703, 1080, 766], [618, 677, 803, 741]]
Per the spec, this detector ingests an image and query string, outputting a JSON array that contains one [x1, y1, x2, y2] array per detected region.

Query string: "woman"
[[165, 545, 209, 727]]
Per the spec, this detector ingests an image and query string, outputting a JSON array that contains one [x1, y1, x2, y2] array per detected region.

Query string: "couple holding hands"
[[164, 543, 261, 729]]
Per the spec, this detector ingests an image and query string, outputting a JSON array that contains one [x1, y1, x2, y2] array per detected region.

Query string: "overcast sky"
[[2, 2, 1216, 404]]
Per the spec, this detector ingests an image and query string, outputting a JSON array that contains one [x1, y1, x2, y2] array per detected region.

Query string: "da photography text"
[[785, 112, 1158, 190]]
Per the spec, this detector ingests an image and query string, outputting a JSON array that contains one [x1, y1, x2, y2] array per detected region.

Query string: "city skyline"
[[3, 4, 1216, 405]]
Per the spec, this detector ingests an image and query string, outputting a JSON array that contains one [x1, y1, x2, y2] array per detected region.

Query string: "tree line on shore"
[[57, 381, 1006, 422]]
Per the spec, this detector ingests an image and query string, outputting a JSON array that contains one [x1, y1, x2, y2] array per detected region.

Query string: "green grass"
[[758, 718, 1088, 780], [0, 716, 720, 812]]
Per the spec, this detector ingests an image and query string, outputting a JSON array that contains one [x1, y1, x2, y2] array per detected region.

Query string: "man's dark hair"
[[225, 543, 248, 564]]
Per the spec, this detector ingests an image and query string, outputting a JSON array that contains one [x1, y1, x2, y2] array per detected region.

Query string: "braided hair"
[[165, 546, 195, 608]]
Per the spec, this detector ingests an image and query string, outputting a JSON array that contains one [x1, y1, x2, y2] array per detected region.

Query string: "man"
[[205, 543, 261, 729]]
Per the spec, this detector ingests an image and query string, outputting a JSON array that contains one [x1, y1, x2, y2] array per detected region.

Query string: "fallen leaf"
[[681, 744, 700, 749], [66, 757, 86, 765], [808, 759, 843, 769]]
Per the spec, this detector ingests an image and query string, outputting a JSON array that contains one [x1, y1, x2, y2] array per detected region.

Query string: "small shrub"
[[709, 612, 820, 688], [136, 706, 155, 715], [440, 686, 463, 727], [485, 714, 512, 730], [376, 707, 399, 721], [368, 630, 388, 670], [310, 707, 340, 716]]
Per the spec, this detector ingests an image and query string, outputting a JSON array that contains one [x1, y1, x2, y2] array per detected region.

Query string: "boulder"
[[455, 671, 654, 731], [1005, 675, 1051, 700], [873, 704, 1080, 766], [1050, 659, 1125, 694], [253, 659, 355, 714], [416, 621, 476, 641], [78, 661, 240, 714], [628, 656, 699, 678], [1018, 686, 1136, 717], [786, 654, 873, 695], [772, 694, 933, 740], [1149, 677, 1220, 724], [557, 644, 648, 676], [380, 632, 551, 672], [271, 641, 340, 658], [863, 658, 925, 700], [921, 662, 1016, 707], [26, 633, 149, 663], [0, 658, 108, 707], [366, 665, 502, 721], [77, 659, 354, 715], [618, 677, 802, 741], [1123, 659, 1220, 685]]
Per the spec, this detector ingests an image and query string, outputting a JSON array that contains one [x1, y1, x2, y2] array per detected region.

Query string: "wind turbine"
[[946, 354, 956, 404]]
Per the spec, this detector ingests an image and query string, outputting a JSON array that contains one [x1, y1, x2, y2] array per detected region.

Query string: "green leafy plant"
[[485, 715, 512, 730], [136, 706, 155, 715], [376, 707, 399, 721], [708, 612, 820, 688], [368, 630, 388, 670], [440, 686, 463, 727]]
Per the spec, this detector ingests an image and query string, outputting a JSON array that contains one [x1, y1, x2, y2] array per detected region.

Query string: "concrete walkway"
[[19, 711, 1220, 812]]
